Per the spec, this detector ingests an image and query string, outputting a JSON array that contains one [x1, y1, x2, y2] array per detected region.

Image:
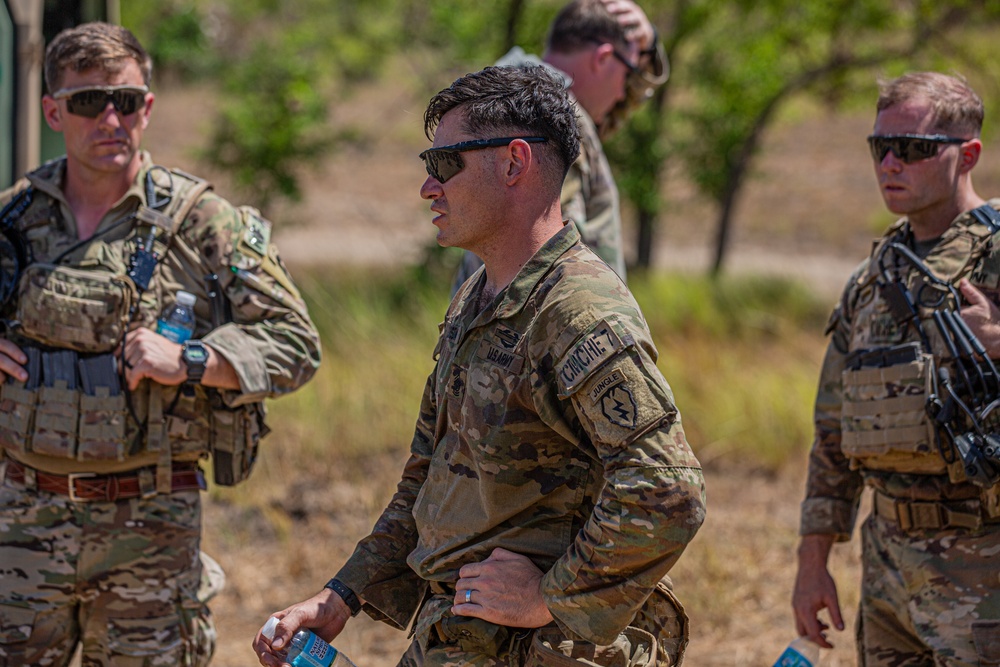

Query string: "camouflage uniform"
[[339, 223, 705, 667], [452, 43, 668, 293], [0, 153, 320, 666], [801, 206, 1000, 666]]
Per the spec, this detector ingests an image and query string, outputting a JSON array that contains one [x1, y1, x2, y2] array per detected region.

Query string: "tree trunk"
[[503, 0, 525, 53]]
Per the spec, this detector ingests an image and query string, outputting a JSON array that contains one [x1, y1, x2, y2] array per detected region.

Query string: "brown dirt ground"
[[136, 78, 998, 665]]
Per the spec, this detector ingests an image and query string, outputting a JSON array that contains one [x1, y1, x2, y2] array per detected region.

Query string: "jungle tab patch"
[[556, 319, 623, 395], [588, 368, 626, 403], [600, 384, 637, 428]]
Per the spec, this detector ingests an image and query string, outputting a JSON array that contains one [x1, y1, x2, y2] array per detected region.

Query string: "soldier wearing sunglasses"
[[792, 72, 1000, 665], [452, 0, 668, 293], [0, 22, 320, 666], [255, 64, 704, 667]]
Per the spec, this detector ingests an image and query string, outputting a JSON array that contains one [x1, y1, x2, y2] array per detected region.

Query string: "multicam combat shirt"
[[0, 153, 321, 475], [801, 207, 1000, 539], [337, 223, 705, 645]]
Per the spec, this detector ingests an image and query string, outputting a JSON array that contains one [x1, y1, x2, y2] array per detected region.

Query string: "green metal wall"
[[1, 3, 13, 187]]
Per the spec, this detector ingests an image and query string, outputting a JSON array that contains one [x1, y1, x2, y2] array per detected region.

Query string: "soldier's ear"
[[42, 96, 63, 132], [959, 138, 982, 173], [503, 139, 532, 185]]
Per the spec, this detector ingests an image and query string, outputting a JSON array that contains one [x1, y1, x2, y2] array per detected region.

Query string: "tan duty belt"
[[873, 489, 985, 532], [3, 457, 204, 502]]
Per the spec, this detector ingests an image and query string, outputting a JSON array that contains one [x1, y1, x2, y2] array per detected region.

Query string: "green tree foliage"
[[669, 0, 1000, 273]]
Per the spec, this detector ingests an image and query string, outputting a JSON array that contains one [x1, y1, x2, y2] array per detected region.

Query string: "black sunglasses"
[[419, 137, 548, 183], [586, 39, 639, 74], [867, 134, 969, 164], [52, 84, 149, 118]]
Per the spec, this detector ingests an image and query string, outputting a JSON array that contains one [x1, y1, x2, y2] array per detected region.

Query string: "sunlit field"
[[200, 268, 863, 666]]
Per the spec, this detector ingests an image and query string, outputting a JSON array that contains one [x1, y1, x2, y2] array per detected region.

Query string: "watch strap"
[[324, 578, 361, 616], [182, 339, 207, 383]]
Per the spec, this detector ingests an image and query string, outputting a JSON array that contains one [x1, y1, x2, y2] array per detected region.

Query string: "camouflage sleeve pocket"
[[572, 360, 669, 449]]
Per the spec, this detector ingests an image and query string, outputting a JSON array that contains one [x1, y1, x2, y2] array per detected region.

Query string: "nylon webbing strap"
[[970, 204, 1000, 234]]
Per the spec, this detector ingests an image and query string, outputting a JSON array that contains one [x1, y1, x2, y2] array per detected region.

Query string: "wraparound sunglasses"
[[867, 134, 969, 164], [420, 137, 548, 183], [51, 84, 149, 118]]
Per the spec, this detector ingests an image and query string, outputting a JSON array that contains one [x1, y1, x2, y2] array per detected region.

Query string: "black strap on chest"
[[970, 204, 1000, 234], [0, 187, 33, 318]]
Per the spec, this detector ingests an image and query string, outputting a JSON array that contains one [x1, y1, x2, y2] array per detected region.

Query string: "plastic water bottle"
[[260, 616, 357, 667], [773, 637, 821, 667], [156, 290, 197, 343]]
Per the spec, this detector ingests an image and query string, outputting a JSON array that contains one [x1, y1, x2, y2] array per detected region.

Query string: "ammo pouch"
[[0, 349, 129, 461], [16, 263, 136, 354], [209, 400, 266, 486], [841, 342, 946, 474]]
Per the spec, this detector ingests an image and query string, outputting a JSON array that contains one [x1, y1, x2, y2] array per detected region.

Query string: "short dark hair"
[[876, 72, 984, 138], [424, 65, 581, 186], [44, 22, 152, 94], [546, 0, 630, 55]]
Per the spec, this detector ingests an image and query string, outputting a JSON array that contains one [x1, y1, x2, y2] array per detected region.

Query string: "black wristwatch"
[[325, 578, 361, 617], [181, 339, 209, 383]]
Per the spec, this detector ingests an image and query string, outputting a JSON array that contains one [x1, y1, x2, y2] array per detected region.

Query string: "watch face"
[[184, 342, 208, 364]]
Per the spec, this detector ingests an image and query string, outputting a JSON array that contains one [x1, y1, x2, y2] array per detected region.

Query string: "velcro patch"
[[588, 368, 626, 403], [477, 339, 524, 373], [600, 384, 637, 428], [556, 319, 623, 395], [241, 210, 271, 257]]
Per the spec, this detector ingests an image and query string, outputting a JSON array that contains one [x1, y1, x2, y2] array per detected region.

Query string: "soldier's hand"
[[123, 327, 186, 390], [453, 547, 554, 628], [599, 0, 656, 53], [792, 534, 843, 649], [0, 338, 27, 383], [959, 279, 1000, 358], [253, 588, 351, 667]]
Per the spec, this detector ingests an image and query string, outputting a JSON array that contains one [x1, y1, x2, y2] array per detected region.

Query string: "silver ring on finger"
[[465, 589, 473, 604]]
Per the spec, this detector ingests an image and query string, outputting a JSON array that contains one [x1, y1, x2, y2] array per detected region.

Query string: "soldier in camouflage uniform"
[[0, 22, 320, 666], [451, 0, 668, 291], [792, 72, 1000, 665], [255, 65, 704, 667]]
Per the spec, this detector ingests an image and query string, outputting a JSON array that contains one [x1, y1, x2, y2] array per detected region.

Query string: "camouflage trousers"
[[0, 477, 215, 666], [858, 512, 1000, 666], [398, 591, 683, 667]]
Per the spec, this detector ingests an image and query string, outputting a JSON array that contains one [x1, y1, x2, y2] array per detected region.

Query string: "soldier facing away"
[[254, 65, 705, 667], [451, 0, 668, 291], [792, 72, 1000, 665], [0, 22, 321, 665]]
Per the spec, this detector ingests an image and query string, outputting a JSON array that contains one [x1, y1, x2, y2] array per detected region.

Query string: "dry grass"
[[133, 74, 947, 666]]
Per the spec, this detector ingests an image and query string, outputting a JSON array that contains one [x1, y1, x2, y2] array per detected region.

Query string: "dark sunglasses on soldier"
[[867, 134, 969, 164], [419, 137, 548, 183], [51, 84, 149, 118]]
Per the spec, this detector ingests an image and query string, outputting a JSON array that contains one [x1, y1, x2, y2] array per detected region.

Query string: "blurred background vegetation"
[[123, 0, 1000, 271]]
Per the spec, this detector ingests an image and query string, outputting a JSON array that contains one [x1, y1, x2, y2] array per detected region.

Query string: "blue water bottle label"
[[290, 633, 335, 667], [156, 319, 193, 344], [774, 647, 813, 667]]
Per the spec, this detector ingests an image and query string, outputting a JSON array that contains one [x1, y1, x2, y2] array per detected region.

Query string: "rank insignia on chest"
[[449, 364, 466, 399]]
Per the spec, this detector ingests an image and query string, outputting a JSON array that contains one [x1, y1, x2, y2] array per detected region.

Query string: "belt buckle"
[[67, 472, 97, 502]]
